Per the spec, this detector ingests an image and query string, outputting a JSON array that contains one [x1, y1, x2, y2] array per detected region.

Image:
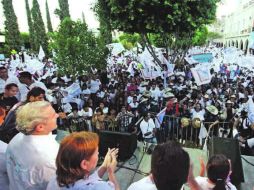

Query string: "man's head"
[[120, 106, 126, 114], [4, 83, 18, 97], [16, 101, 58, 135], [0, 66, 8, 80], [26, 87, 46, 102], [151, 141, 190, 190], [19, 71, 32, 85], [143, 112, 150, 121]]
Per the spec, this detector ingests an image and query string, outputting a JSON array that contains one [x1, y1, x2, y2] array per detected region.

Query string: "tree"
[[2, 0, 21, 51], [81, 12, 86, 24], [49, 18, 108, 77], [104, 0, 219, 65], [46, 0, 53, 33], [25, 0, 36, 50], [192, 26, 209, 46], [31, 0, 48, 54], [207, 32, 223, 41], [117, 33, 142, 50], [20, 32, 30, 49], [55, 0, 71, 22], [94, 0, 112, 45]]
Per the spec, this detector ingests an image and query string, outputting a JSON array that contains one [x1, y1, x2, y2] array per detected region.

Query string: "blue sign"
[[0, 54, 5, 60], [191, 53, 213, 63]]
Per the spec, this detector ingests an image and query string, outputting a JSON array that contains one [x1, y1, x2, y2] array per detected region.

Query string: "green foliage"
[[116, 33, 141, 49], [2, 0, 21, 52], [55, 0, 71, 22], [106, 0, 218, 34], [94, 0, 112, 44], [46, 0, 53, 33], [31, 0, 48, 54], [25, 0, 35, 51], [104, 0, 219, 64], [207, 32, 223, 40], [192, 26, 209, 46], [20, 32, 30, 46], [50, 18, 108, 77], [118, 33, 141, 45]]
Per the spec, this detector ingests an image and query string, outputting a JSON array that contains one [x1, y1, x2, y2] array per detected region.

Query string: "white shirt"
[[0, 140, 8, 190], [191, 109, 205, 121], [195, 176, 237, 190], [128, 176, 156, 190], [82, 88, 91, 95], [19, 81, 48, 102], [129, 102, 139, 109], [151, 88, 160, 102], [127, 96, 134, 104], [140, 118, 156, 138], [0, 75, 20, 94], [128, 176, 185, 190], [6, 133, 59, 190], [89, 79, 101, 93], [78, 107, 93, 117]]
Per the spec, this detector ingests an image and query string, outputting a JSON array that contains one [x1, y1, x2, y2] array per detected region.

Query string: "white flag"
[[38, 45, 45, 61]]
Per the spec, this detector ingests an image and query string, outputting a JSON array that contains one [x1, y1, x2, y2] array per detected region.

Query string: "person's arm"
[[199, 157, 206, 177], [97, 148, 119, 178], [187, 162, 203, 190], [107, 151, 120, 190]]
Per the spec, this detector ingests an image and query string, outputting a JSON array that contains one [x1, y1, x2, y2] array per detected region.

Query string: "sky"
[[0, 0, 240, 32], [0, 0, 99, 32]]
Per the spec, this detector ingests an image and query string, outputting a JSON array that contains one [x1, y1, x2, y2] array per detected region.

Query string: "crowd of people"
[[0, 45, 253, 189], [0, 101, 237, 190]]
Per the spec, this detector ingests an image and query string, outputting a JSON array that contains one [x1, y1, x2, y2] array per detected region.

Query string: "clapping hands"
[[102, 148, 119, 174]]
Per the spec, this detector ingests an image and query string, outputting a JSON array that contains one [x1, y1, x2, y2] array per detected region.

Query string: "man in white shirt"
[[18, 71, 48, 101], [0, 66, 20, 94], [6, 101, 59, 190], [128, 141, 201, 190], [88, 75, 101, 94], [140, 113, 157, 143]]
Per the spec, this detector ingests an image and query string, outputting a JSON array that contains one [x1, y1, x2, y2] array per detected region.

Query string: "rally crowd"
[[0, 45, 253, 189]]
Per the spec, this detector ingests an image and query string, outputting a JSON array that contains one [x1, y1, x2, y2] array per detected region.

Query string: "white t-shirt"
[[128, 176, 185, 190], [89, 79, 101, 93], [0, 140, 8, 190], [0, 75, 20, 93], [127, 176, 156, 190], [151, 88, 161, 102], [140, 118, 156, 138], [191, 109, 205, 121], [78, 107, 93, 117], [195, 176, 237, 190], [19, 80, 48, 102], [82, 88, 91, 95], [6, 133, 59, 190], [127, 96, 134, 104]]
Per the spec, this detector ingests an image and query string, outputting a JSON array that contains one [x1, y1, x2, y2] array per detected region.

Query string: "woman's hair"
[[207, 154, 230, 190], [16, 101, 51, 135], [56, 132, 99, 187], [151, 141, 190, 190]]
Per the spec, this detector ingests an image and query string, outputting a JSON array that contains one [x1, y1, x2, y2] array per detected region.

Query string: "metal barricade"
[[151, 113, 233, 148], [68, 117, 89, 132]]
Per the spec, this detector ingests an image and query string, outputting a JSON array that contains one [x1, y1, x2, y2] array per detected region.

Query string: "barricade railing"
[[149, 113, 233, 148], [59, 113, 234, 149]]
